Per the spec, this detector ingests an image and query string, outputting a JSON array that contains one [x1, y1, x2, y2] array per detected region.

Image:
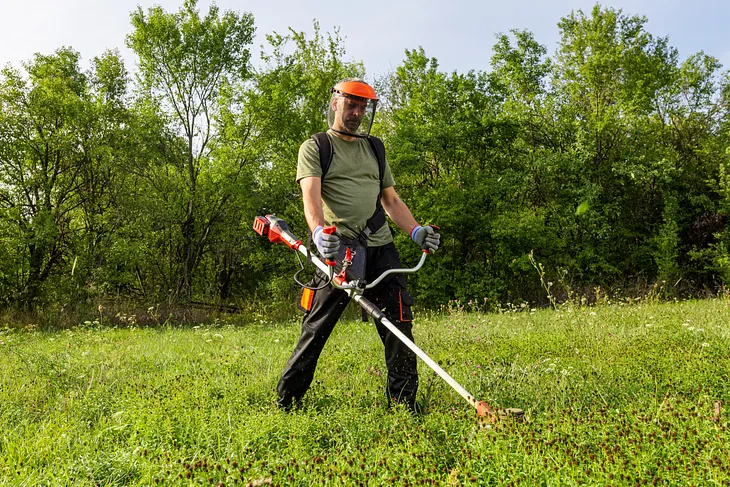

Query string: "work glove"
[[312, 225, 341, 259], [411, 225, 440, 253]]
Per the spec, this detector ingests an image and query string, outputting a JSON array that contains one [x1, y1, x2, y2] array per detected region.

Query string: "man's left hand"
[[411, 225, 440, 253]]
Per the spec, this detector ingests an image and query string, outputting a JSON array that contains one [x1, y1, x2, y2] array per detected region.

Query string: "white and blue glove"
[[313, 225, 341, 259], [411, 225, 440, 253]]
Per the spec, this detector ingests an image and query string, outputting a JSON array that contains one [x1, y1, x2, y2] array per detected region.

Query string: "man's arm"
[[382, 185, 441, 252], [300, 176, 326, 232], [300, 176, 341, 258], [380, 186, 420, 235]]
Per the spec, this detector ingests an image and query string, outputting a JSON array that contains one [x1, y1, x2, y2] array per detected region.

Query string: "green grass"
[[1, 299, 729, 486]]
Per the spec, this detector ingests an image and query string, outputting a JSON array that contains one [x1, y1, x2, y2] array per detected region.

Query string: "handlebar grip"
[[322, 226, 337, 266]]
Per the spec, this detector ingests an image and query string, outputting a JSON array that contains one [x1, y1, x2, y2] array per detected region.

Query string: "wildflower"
[[702, 343, 709, 348], [645, 323, 652, 327]]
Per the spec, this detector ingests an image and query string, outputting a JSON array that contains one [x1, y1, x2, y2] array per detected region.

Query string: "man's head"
[[327, 79, 378, 138]]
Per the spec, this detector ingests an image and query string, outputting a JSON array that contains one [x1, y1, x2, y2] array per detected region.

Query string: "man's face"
[[333, 95, 368, 132]]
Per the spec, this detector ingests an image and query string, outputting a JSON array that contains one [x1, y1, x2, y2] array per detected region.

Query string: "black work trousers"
[[277, 242, 418, 408]]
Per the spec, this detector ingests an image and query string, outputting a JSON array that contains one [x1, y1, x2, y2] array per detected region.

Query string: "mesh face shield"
[[327, 89, 378, 138]]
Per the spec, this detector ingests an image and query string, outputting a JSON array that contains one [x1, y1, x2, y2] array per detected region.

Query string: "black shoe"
[[408, 401, 425, 416], [388, 398, 424, 416], [277, 396, 296, 412]]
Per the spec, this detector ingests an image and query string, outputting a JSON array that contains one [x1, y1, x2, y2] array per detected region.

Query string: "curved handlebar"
[[329, 251, 428, 291], [366, 251, 428, 289]]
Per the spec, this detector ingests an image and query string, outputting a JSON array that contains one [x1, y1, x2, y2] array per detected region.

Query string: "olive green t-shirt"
[[296, 131, 396, 246]]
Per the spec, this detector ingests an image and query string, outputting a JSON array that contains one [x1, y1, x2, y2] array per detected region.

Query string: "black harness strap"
[[312, 132, 334, 184], [311, 133, 387, 246], [359, 136, 387, 246]]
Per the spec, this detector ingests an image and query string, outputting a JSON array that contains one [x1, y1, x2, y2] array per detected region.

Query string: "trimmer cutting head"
[[476, 401, 525, 423], [476, 401, 493, 418]]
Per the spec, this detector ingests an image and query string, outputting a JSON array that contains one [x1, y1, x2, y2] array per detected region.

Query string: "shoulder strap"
[[366, 135, 386, 184], [357, 135, 388, 246], [311, 132, 333, 182]]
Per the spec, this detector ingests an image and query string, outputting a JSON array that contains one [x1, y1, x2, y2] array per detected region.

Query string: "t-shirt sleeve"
[[381, 158, 395, 189], [296, 139, 322, 183]]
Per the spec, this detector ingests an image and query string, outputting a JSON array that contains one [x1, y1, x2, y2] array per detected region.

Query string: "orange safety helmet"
[[331, 80, 379, 101], [328, 79, 378, 138]]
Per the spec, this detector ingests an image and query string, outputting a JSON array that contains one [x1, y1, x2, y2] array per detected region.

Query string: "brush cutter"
[[253, 214, 523, 421]]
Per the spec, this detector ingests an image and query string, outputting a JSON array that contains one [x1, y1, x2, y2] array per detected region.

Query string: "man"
[[276, 78, 440, 413]]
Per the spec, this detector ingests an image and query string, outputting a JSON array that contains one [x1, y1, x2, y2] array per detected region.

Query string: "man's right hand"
[[313, 225, 341, 259]]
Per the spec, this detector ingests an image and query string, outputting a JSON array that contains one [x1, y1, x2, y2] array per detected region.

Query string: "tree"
[[0, 48, 91, 309], [127, 0, 255, 300], [0, 48, 134, 310], [553, 6, 679, 284], [382, 48, 522, 303], [74, 50, 135, 297]]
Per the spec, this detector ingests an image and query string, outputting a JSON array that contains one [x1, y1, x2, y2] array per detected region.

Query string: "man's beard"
[[343, 117, 362, 132]]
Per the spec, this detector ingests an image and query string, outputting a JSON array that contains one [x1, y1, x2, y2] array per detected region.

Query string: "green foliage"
[[0, 48, 130, 310], [377, 5, 730, 307], [1, 3, 730, 314]]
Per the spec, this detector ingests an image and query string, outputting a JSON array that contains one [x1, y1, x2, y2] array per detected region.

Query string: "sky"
[[1, 0, 729, 78]]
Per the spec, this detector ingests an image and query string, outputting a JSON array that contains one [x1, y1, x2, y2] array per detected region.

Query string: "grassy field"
[[1, 299, 729, 486]]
